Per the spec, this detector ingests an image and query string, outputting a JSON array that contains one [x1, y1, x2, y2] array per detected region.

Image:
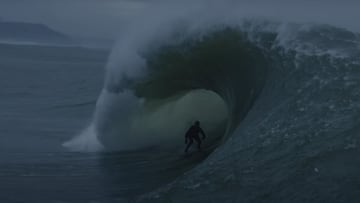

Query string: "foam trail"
[[63, 88, 144, 152], [62, 125, 104, 152], [95, 89, 145, 150]]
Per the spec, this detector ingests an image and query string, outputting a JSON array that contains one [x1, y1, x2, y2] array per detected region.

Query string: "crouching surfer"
[[184, 121, 206, 153]]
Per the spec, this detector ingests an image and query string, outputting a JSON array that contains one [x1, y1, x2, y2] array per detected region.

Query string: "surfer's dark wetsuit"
[[184, 121, 206, 153]]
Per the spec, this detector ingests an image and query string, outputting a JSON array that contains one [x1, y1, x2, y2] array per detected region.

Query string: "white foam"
[[62, 125, 104, 152]]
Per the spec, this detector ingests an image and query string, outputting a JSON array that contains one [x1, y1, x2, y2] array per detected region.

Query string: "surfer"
[[184, 121, 206, 153]]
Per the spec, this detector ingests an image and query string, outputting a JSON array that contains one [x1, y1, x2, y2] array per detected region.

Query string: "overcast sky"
[[1, 0, 360, 39], [0, 0, 148, 39]]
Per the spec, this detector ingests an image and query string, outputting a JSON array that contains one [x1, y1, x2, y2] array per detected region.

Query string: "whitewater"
[[1, 1, 359, 202]]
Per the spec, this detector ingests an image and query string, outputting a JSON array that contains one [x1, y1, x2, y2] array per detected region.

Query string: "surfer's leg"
[[185, 139, 193, 153], [194, 137, 202, 151]]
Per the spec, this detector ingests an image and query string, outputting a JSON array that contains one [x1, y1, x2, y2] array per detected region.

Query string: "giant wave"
[[64, 5, 360, 202]]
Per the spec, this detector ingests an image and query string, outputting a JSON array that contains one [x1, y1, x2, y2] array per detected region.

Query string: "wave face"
[[65, 6, 360, 202], [92, 27, 269, 151]]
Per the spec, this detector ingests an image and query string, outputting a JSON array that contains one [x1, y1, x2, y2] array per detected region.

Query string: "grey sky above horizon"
[[1, 0, 360, 39], [0, 0, 148, 39]]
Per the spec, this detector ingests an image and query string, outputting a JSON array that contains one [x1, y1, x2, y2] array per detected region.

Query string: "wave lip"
[[135, 28, 268, 135]]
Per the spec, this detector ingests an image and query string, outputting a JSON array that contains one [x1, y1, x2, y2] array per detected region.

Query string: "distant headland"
[[0, 21, 73, 45]]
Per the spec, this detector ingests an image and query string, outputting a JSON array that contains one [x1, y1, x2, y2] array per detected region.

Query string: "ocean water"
[[1, 13, 360, 203]]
